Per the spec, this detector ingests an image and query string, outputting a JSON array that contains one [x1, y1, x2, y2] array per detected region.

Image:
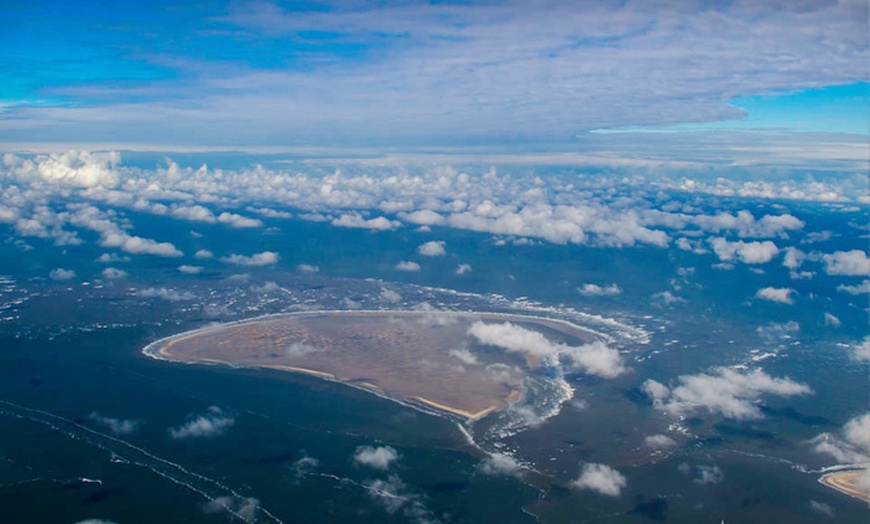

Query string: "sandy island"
[[819, 469, 870, 503], [145, 310, 595, 422]]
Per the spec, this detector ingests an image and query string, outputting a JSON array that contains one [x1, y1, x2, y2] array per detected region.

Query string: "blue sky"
[[1, 0, 866, 165]]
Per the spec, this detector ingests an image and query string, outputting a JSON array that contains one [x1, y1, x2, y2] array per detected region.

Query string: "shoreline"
[[818, 469, 870, 503]]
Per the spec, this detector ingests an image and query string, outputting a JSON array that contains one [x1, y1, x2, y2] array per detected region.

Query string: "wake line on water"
[[0, 400, 281, 524]]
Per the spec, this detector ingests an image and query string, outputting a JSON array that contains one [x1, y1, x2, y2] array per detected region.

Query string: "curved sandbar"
[[144, 310, 597, 422], [819, 469, 870, 503]]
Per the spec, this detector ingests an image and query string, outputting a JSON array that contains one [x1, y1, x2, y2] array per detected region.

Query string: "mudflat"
[[146, 310, 593, 421]]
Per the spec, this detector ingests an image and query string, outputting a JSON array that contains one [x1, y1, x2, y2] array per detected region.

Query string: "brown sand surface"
[[819, 470, 870, 503], [149, 310, 594, 421]]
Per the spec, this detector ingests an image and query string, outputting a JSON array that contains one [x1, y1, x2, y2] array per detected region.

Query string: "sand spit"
[[819, 469, 870, 503]]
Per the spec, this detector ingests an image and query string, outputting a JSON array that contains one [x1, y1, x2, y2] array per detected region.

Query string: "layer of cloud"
[[570, 463, 627, 497], [134, 287, 195, 301], [353, 445, 399, 471], [169, 406, 235, 439], [643, 368, 812, 421]]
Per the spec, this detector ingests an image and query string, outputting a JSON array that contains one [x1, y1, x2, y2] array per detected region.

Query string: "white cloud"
[[693, 465, 724, 485], [49, 268, 76, 281], [220, 251, 279, 266], [823, 313, 841, 327], [169, 406, 234, 439], [811, 411, 870, 493], [400, 209, 446, 226], [89, 412, 142, 435], [417, 240, 446, 257], [134, 287, 195, 301], [380, 288, 402, 303], [178, 265, 203, 274], [455, 263, 472, 275], [837, 279, 869, 295], [217, 211, 262, 228], [395, 261, 421, 272], [479, 452, 524, 478], [754, 287, 795, 305], [297, 263, 319, 273], [362, 474, 436, 524], [653, 291, 684, 305], [570, 463, 627, 497], [822, 250, 870, 276], [853, 337, 870, 362], [467, 321, 625, 378], [101, 267, 127, 279], [642, 434, 677, 451], [203, 496, 261, 522], [332, 213, 400, 231], [96, 253, 129, 263], [449, 347, 479, 366], [644, 368, 812, 421], [578, 283, 622, 296], [710, 238, 779, 264], [810, 500, 835, 518], [194, 249, 214, 259], [353, 445, 399, 470]]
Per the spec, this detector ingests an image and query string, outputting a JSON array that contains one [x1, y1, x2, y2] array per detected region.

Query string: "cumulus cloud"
[[297, 263, 319, 273], [362, 474, 436, 524], [292, 454, 320, 479], [479, 452, 524, 478], [134, 287, 196, 301], [49, 268, 76, 281], [194, 249, 214, 259], [709, 238, 779, 264], [417, 240, 446, 256], [89, 412, 142, 435], [380, 288, 402, 303], [169, 406, 235, 439], [332, 213, 400, 231], [449, 347, 479, 366], [220, 251, 279, 266], [455, 263, 472, 275], [852, 337, 870, 362], [643, 367, 812, 421], [578, 283, 622, 296], [395, 261, 421, 272], [642, 434, 677, 451], [178, 265, 203, 274], [837, 279, 869, 295], [468, 321, 626, 378], [570, 463, 627, 497], [823, 313, 841, 327], [101, 267, 127, 279], [353, 445, 399, 470], [822, 250, 870, 276], [754, 287, 795, 304], [203, 496, 261, 522]]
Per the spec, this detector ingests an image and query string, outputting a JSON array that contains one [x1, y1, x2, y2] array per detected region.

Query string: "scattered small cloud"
[[49, 268, 76, 281], [101, 267, 127, 279], [822, 250, 870, 276], [448, 347, 479, 366], [297, 263, 319, 273], [203, 496, 261, 522], [642, 434, 677, 451], [178, 265, 203, 274], [823, 313, 841, 327], [755, 287, 795, 304], [292, 454, 320, 479], [417, 240, 446, 256], [89, 412, 142, 435], [837, 279, 869, 295], [380, 288, 402, 303], [479, 452, 524, 478], [395, 261, 421, 272], [852, 336, 870, 362], [643, 367, 812, 421], [570, 463, 627, 497], [332, 213, 400, 231], [169, 406, 235, 439], [810, 500, 835, 518], [455, 263, 472, 275], [353, 445, 399, 470], [710, 238, 779, 264], [134, 287, 195, 301], [194, 249, 214, 259], [578, 283, 622, 296], [220, 251, 280, 266], [96, 253, 129, 263], [653, 291, 685, 304]]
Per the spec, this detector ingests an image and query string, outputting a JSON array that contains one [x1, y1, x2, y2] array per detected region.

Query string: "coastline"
[[818, 469, 870, 503]]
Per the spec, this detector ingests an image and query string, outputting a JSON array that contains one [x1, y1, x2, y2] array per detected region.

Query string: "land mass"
[[144, 310, 595, 422], [819, 469, 870, 503]]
